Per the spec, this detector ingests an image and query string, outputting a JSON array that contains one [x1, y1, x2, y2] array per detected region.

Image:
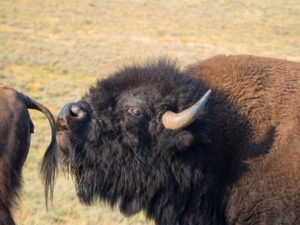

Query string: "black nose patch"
[[56, 103, 87, 131]]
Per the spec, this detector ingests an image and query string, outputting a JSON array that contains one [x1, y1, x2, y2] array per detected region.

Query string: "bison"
[[0, 84, 56, 225], [42, 55, 299, 225]]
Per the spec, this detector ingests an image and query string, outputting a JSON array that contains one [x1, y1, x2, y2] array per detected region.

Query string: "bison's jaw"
[[56, 131, 72, 156], [56, 113, 72, 155]]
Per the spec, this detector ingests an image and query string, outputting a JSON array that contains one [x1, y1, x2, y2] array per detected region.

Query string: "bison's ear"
[[157, 130, 194, 155], [174, 130, 194, 151]]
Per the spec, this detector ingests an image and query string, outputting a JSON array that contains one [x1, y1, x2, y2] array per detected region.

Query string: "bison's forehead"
[[118, 91, 153, 117], [85, 60, 204, 113]]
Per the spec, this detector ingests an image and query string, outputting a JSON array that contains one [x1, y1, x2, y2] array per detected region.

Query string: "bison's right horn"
[[162, 89, 211, 130]]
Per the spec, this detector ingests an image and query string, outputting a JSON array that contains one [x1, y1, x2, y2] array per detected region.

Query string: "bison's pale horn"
[[162, 89, 211, 130]]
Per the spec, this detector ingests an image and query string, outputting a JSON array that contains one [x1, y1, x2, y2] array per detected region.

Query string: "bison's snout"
[[56, 103, 86, 156], [57, 103, 87, 131]]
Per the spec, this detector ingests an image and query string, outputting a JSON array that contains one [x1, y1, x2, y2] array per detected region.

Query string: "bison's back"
[[187, 55, 300, 224], [188, 55, 300, 126]]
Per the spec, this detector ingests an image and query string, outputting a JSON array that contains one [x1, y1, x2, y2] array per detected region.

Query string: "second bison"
[[42, 55, 299, 225], [0, 84, 56, 225]]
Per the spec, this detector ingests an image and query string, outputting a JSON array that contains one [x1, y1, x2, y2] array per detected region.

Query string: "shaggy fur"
[[0, 84, 56, 225], [43, 56, 299, 225]]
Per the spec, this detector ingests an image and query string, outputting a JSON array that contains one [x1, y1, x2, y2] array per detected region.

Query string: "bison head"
[[43, 60, 215, 221]]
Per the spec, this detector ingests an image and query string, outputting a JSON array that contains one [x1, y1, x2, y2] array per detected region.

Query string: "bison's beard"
[[55, 131, 93, 203], [73, 168, 103, 205], [56, 134, 109, 205]]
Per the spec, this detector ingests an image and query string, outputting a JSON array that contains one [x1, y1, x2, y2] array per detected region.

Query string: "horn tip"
[[205, 89, 212, 96]]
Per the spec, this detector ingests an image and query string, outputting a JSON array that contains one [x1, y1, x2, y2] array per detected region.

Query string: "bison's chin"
[[56, 131, 72, 157]]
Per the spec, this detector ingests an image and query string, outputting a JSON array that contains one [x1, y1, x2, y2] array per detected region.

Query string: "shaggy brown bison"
[[42, 55, 299, 225], [0, 84, 56, 225]]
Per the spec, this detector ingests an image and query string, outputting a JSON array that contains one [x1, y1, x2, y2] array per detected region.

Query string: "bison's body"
[[43, 55, 299, 225], [187, 55, 300, 224], [0, 84, 56, 225]]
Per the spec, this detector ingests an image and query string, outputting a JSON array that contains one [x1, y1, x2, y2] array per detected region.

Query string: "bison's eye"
[[128, 108, 142, 117]]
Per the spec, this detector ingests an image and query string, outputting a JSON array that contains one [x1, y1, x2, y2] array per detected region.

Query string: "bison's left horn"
[[162, 89, 211, 130]]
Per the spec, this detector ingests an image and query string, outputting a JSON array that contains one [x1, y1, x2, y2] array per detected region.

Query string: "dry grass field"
[[0, 0, 299, 224]]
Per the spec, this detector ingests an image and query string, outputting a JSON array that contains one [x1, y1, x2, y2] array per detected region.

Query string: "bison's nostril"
[[69, 104, 86, 119], [70, 104, 80, 117], [57, 103, 87, 130]]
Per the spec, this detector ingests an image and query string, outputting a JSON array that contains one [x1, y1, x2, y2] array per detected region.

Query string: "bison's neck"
[[146, 148, 228, 225], [146, 181, 228, 225]]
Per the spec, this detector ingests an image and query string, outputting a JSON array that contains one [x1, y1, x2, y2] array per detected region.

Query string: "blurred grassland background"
[[0, 0, 299, 224]]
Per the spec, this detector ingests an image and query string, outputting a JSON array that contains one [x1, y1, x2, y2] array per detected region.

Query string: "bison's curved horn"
[[162, 89, 211, 130]]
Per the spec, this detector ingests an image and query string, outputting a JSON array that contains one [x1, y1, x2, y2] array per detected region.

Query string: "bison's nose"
[[57, 103, 87, 130]]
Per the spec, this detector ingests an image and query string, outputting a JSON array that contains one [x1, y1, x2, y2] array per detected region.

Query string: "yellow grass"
[[0, 0, 299, 224]]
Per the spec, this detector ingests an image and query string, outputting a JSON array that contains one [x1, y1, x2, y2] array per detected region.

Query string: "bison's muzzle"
[[56, 103, 87, 155], [57, 103, 87, 127]]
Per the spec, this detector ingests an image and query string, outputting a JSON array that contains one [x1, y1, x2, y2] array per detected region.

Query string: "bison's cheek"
[[56, 131, 72, 156]]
